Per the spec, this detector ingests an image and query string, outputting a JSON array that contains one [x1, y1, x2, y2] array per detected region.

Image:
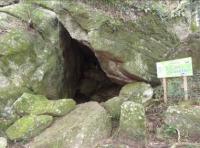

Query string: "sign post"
[[156, 57, 193, 103], [162, 78, 167, 103], [183, 76, 188, 100]]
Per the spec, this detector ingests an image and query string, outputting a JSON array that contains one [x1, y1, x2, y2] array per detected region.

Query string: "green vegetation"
[[77, 0, 199, 25], [163, 125, 177, 137]]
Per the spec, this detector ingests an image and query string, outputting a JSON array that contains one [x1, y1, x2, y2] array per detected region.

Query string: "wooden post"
[[162, 78, 167, 103], [183, 76, 188, 100]]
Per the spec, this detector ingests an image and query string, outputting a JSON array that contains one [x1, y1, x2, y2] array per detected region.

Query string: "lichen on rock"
[[27, 102, 112, 148], [13, 93, 76, 116], [103, 82, 153, 119], [104, 96, 127, 119], [28, 0, 179, 85], [0, 3, 65, 115], [119, 82, 153, 104], [119, 101, 146, 145], [164, 105, 200, 142]]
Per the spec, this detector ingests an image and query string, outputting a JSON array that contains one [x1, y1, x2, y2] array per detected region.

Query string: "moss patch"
[[119, 101, 146, 144], [6, 115, 53, 141], [13, 93, 76, 116]]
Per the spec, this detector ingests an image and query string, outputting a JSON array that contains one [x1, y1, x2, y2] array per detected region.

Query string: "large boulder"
[[0, 4, 65, 116], [13, 93, 76, 116], [104, 82, 153, 119], [29, 1, 179, 85], [27, 102, 112, 148], [6, 115, 53, 141]]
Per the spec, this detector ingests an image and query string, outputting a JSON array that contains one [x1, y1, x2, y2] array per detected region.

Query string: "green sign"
[[156, 57, 193, 78]]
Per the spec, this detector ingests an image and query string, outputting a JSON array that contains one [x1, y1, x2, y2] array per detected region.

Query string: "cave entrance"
[[60, 26, 122, 104], [71, 39, 122, 104]]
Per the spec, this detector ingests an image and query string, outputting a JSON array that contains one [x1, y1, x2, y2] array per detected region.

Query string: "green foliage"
[[157, 125, 175, 140], [190, 20, 199, 32], [163, 125, 177, 137], [102, 0, 118, 4]]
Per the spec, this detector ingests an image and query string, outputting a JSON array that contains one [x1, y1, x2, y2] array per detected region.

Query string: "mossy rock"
[[88, 14, 178, 84], [13, 93, 76, 116], [119, 101, 146, 145], [6, 115, 53, 141], [0, 0, 18, 6], [103, 96, 127, 119], [168, 33, 200, 101], [164, 105, 200, 142], [29, 0, 179, 85], [0, 112, 19, 131], [27, 102, 112, 148], [104, 82, 153, 119], [0, 4, 65, 115], [119, 82, 153, 104]]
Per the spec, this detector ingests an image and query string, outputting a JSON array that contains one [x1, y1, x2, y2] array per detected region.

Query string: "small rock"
[[13, 93, 76, 116], [171, 143, 200, 148], [103, 96, 127, 119], [6, 115, 53, 141], [119, 101, 146, 145], [119, 82, 153, 105], [96, 143, 130, 148], [0, 137, 7, 148]]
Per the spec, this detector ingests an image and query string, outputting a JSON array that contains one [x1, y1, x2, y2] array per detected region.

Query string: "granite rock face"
[[27, 0, 179, 85], [27, 102, 112, 148], [1, 0, 199, 116], [0, 4, 65, 115]]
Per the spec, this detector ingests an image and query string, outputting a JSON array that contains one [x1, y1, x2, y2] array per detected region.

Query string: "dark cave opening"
[[72, 40, 121, 102], [60, 25, 122, 104], [73, 39, 122, 103]]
